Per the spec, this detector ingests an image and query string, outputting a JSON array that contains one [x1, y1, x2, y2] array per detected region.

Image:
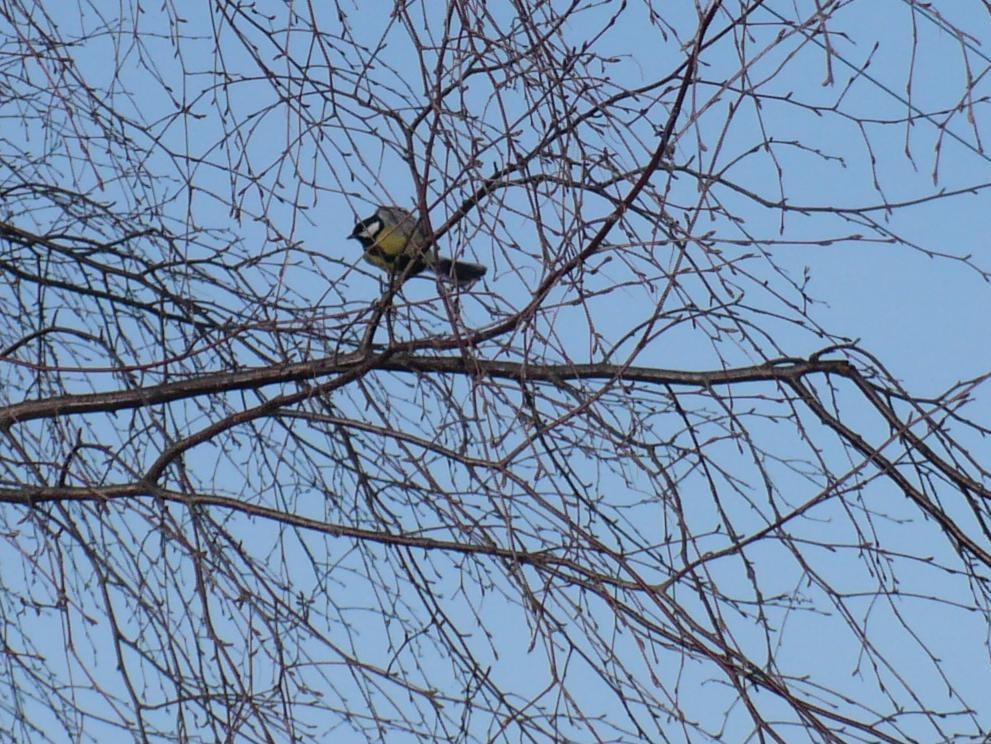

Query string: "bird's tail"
[[433, 256, 487, 285]]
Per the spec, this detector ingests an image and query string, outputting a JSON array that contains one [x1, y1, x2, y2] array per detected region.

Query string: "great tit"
[[348, 205, 487, 286]]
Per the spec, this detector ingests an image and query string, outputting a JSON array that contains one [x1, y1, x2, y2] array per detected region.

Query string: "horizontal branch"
[[0, 349, 855, 429], [0, 482, 649, 592]]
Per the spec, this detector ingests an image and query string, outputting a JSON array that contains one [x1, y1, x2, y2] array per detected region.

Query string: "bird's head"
[[349, 215, 383, 248]]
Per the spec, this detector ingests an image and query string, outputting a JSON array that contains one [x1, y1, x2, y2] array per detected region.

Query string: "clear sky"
[[3, 1, 991, 742]]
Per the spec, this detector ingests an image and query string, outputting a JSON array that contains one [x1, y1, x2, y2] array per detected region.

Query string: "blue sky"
[[2, 1, 991, 742]]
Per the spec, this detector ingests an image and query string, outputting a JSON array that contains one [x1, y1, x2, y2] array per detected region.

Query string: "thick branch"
[[0, 352, 854, 429]]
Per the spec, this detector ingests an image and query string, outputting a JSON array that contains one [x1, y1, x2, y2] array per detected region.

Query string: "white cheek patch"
[[363, 219, 382, 239]]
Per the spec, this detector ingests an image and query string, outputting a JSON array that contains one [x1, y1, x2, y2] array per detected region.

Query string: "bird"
[[348, 205, 487, 286]]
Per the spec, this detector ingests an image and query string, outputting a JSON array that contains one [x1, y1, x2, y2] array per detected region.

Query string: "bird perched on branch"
[[348, 205, 487, 286]]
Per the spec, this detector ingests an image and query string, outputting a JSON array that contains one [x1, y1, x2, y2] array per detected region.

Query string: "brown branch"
[[0, 351, 854, 429]]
